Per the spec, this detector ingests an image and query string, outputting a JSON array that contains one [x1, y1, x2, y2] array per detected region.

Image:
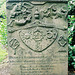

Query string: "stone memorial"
[[6, 0, 68, 75]]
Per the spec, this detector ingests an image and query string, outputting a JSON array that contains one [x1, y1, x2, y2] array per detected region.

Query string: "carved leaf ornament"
[[7, 2, 34, 26]]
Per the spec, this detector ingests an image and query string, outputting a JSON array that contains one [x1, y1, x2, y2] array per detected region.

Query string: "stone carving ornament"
[[6, 1, 68, 75], [7, 2, 68, 52], [7, 2, 34, 26], [7, 2, 68, 26], [9, 38, 20, 55], [42, 4, 68, 19], [19, 21, 58, 52]]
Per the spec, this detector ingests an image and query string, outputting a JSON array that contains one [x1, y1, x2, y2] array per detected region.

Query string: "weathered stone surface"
[[7, 0, 68, 2], [6, 1, 68, 75]]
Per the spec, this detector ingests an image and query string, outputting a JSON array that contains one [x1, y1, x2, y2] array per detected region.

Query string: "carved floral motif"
[[41, 4, 68, 19], [58, 36, 67, 47], [9, 38, 20, 55]]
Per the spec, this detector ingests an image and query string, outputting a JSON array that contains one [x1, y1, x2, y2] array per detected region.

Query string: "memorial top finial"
[[34, 8, 40, 19]]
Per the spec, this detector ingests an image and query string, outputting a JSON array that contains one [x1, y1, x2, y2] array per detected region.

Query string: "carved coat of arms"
[[19, 20, 58, 52]]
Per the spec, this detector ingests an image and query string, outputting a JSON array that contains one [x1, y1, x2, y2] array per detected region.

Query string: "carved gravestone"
[[6, 0, 68, 75]]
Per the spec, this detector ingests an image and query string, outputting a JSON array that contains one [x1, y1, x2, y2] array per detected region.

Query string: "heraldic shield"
[[19, 20, 58, 52]]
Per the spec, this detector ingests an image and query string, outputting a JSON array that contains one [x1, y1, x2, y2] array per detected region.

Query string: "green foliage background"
[[0, 0, 8, 62], [0, 0, 7, 45], [0, 0, 75, 70], [68, 15, 75, 70], [68, 0, 75, 70]]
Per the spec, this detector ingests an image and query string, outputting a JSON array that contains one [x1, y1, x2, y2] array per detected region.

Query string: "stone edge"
[[7, 0, 68, 2]]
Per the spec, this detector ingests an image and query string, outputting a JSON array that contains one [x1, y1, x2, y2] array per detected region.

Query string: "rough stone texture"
[[6, 1, 68, 75], [7, 0, 68, 2], [0, 58, 10, 75]]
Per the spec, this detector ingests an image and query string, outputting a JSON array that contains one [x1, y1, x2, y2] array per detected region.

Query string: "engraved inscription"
[[20, 65, 54, 75]]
